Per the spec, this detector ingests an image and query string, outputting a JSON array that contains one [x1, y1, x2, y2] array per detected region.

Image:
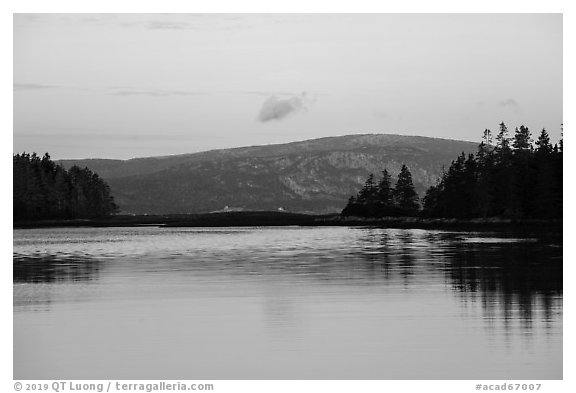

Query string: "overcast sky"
[[13, 13, 562, 159]]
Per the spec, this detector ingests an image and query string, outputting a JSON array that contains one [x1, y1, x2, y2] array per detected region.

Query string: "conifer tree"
[[423, 183, 442, 217], [393, 165, 419, 216], [477, 129, 493, 166], [513, 125, 533, 151], [358, 173, 377, 204], [535, 128, 553, 155], [495, 121, 512, 158], [376, 169, 394, 209], [559, 124, 563, 153]]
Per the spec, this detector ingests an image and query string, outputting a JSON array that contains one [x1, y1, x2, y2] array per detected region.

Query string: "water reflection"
[[355, 229, 562, 333], [13, 228, 562, 306], [13, 228, 562, 329], [13, 254, 104, 283], [444, 236, 562, 333], [13, 227, 562, 379]]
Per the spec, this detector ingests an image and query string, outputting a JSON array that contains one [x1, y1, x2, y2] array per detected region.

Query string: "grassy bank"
[[14, 211, 562, 232], [13, 211, 322, 229], [317, 215, 563, 231]]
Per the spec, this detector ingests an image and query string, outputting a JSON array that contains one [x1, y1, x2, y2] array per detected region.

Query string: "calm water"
[[13, 226, 562, 380]]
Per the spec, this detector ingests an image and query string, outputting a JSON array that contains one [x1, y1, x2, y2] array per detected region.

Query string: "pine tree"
[[393, 165, 419, 216], [341, 196, 358, 217], [376, 169, 394, 211], [495, 121, 512, 158], [535, 128, 553, 155], [559, 124, 563, 153], [492, 122, 516, 216], [513, 125, 533, 151], [477, 129, 493, 166], [483, 128, 493, 146], [357, 173, 377, 204], [423, 183, 442, 217]]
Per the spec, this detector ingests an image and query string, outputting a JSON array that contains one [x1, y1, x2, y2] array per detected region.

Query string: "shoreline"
[[13, 211, 562, 232]]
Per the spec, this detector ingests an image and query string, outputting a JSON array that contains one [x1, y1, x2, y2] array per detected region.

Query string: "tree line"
[[342, 123, 562, 220], [14, 152, 118, 221], [342, 164, 420, 217]]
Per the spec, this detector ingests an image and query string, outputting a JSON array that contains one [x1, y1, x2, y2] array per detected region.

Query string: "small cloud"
[[62, 14, 118, 25], [234, 90, 294, 97], [258, 93, 310, 122], [115, 15, 204, 30], [111, 88, 207, 97], [14, 83, 59, 91], [14, 82, 92, 92], [145, 21, 193, 30], [499, 98, 519, 107]]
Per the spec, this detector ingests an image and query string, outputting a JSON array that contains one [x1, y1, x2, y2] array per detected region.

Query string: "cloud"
[[115, 15, 204, 30], [14, 82, 95, 93], [233, 90, 294, 97], [14, 83, 205, 97], [258, 93, 310, 122], [145, 21, 194, 30], [16, 131, 196, 142], [111, 88, 207, 97], [499, 98, 519, 107], [14, 83, 59, 91]]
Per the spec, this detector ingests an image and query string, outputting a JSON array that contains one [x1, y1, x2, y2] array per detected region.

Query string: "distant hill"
[[59, 134, 479, 214]]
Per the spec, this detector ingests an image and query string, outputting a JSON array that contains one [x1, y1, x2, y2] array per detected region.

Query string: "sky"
[[13, 13, 563, 159]]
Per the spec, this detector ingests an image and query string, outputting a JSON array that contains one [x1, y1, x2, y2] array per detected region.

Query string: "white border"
[[4, 2, 572, 393]]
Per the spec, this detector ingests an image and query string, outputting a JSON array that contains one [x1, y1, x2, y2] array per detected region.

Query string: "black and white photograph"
[[10, 8, 566, 389]]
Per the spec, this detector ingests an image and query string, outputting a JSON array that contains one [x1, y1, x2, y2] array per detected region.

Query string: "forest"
[[13, 153, 118, 221], [343, 123, 562, 220]]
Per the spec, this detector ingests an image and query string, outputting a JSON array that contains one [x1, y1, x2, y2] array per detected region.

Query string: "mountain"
[[59, 134, 479, 214]]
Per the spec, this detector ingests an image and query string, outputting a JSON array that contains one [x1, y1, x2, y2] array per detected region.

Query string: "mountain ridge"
[[58, 133, 480, 214], [60, 133, 477, 160]]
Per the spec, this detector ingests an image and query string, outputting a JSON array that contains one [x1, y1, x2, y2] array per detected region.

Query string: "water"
[[13, 226, 562, 380]]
